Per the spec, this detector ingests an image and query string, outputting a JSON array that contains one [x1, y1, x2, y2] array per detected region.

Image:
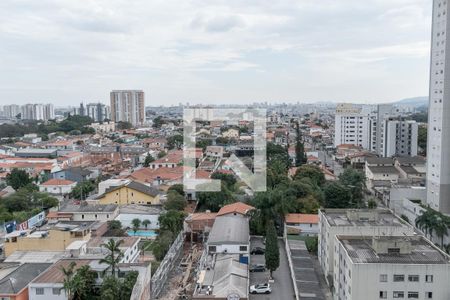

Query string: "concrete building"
[[20, 104, 54, 121], [382, 118, 418, 157], [333, 235, 450, 300], [110, 90, 145, 126], [86, 102, 109, 122], [39, 179, 77, 195], [318, 209, 415, 286], [285, 213, 319, 236], [3, 104, 21, 119], [427, 0, 450, 214], [206, 214, 250, 255], [334, 103, 372, 149]]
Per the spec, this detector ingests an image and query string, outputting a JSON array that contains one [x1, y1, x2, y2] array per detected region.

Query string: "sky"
[[0, 0, 432, 106]]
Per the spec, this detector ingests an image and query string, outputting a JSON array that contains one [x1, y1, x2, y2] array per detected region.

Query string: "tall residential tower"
[[110, 90, 145, 126], [427, 0, 450, 213]]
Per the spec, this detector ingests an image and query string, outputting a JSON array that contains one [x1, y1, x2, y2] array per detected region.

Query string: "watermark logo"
[[183, 108, 267, 192]]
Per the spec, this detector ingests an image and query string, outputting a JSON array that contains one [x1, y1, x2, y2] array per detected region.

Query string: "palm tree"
[[131, 218, 141, 234], [99, 239, 124, 277], [142, 219, 151, 230], [416, 210, 434, 239], [61, 261, 77, 300], [434, 218, 448, 248]]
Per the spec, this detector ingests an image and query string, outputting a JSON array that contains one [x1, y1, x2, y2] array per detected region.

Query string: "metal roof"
[[207, 215, 249, 245]]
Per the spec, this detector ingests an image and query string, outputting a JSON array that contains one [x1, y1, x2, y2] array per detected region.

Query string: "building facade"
[[427, 0, 450, 214], [334, 104, 373, 149], [110, 90, 145, 126]]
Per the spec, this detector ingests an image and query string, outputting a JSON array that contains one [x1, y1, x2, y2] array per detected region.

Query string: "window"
[[380, 274, 388, 282], [408, 275, 419, 282], [380, 291, 387, 298], [52, 288, 61, 295], [408, 292, 419, 299], [426, 275, 434, 283], [393, 291, 404, 298], [426, 292, 433, 299], [239, 246, 247, 251], [36, 288, 44, 295], [393, 275, 405, 282], [208, 246, 216, 252]]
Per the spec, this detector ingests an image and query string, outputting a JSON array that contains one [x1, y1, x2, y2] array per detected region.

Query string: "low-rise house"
[[285, 213, 319, 236], [48, 201, 119, 223], [52, 166, 98, 183], [97, 181, 160, 206], [394, 156, 426, 182], [205, 146, 224, 158], [365, 157, 400, 191], [207, 214, 250, 255], [14, 148, 58, 158], [0, 263, 52, 300], [29, 259, 151, 300], [184, 212, 217, 242], [222, 128, 239, 139], [149, 150, 183, 169], [217, 202, 255, 217], [85, 236, 140, 263], [39, 179, 77, 195], [3, 221, 95, 257]]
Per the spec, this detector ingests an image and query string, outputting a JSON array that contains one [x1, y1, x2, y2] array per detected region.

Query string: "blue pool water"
[[127, 230, 158, 238]]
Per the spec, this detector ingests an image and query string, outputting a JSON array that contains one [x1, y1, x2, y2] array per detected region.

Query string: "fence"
[[284, 225, 300, 300], [150, 231, 184, 299]]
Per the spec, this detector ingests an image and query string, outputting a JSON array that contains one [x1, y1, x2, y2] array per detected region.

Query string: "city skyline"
[[0, 0, 432, 106]]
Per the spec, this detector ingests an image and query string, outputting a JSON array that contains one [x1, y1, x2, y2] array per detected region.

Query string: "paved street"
[[318, 151, 343, 176], [249, 237, 296, 300]]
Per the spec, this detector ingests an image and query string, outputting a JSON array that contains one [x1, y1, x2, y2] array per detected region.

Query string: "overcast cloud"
[[0, 0, 432, 106]]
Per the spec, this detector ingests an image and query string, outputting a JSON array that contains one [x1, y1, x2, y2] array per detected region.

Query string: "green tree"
[[70, 181, 95, 200], [294, 165, 325, 186], [197, 188, 234, 212], [6, 169, 32, 190], [149, 230, 174, 261], [339, 168, 365, 207], [71, 265, 97, 300], [323, 182, 353, 208], [61, 261, 77, 300], [159, 210, 186, 233], [143, 153, 155, 167], [418, 125, 427, 155], [157, 151, 166, 159], [368, 198, 377, 209], [116, 121, 132, 130], [265, 220, 280, 278], [167, 134, 183, 150], [152, 116, 165, 129], [99, 239, 124, 276], [211, 173, 237, 190], [167, 184, 185, 196], [142, 219, 151, 229], [295, 122, 307, 166], [164, 191, 187, 211], [131, 218, 141, 233]]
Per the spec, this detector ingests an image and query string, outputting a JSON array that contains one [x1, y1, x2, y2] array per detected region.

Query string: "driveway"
[[249, 237, 296, 300]]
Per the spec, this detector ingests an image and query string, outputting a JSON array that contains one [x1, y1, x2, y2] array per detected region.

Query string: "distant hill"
[[392, 96, 428, 107]]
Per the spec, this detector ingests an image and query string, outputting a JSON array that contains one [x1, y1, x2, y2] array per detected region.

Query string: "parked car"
[[249, 264, 266, 272], [250, 247, 265, 255], [249, 283, 271, 294]]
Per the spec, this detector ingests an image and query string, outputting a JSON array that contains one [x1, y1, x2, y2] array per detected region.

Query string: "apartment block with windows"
[[318, 209, 415, 286], [427, 0, 450, 214], [333, 235, 450, 300]]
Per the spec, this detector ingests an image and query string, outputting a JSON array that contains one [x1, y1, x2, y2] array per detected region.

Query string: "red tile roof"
[[217, 202, 255, 216], [41, 179, 76, 186], [285, 213, 319, 224]]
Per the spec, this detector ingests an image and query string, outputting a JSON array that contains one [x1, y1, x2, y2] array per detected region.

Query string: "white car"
[[249, 283, 272, 294]]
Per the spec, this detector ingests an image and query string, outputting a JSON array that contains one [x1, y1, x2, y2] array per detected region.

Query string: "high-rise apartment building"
[[17, 103, 54, 121], [427, 0, 450, 213], [110, 90, 145, 126], [382, 118, 418, 157], [3, 104, 21, 119], [86, 103, 109, 122], [334, 103, 373, 149]]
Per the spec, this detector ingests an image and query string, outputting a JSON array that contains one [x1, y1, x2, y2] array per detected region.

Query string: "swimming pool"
[[127, 230, 158, 238]]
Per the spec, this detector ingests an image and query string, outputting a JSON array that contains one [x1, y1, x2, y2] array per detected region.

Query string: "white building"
[[333, 235, 450, 300], [382, 118, 418, 157], [427, 0, 450, 214], [206, 214, 250, 255], [318, 209, 415, 286], [86, 103, 109, 122], [39, 179, 77, 195], [334, 103, 373, 149], [20, 103, 54, 121], [110, 90, 145, 126]]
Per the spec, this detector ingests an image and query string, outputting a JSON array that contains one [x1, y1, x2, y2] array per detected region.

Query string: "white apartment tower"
[[427, 0, 450, 213], [334, 103, 372, 149], [110, 90, 145, 126]]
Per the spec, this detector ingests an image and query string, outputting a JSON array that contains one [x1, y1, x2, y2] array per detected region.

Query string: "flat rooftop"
[[208, 215, 249, 245], [321, 209, 408, 227], [338, 236, 450, 265]]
